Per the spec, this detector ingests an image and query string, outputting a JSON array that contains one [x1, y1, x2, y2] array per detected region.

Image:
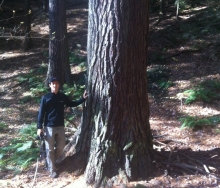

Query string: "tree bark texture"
[[47, 0, 71, 85], [61, 0, 152, 186]]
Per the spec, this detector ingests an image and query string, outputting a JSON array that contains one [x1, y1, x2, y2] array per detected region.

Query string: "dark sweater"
[[37, 91, 85, 129]]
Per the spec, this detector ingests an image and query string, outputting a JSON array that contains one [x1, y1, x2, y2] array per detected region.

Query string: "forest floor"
[[0, 1, 220, 188]]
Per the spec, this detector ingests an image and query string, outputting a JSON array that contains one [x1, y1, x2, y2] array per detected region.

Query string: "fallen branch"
[[164, 162, 220, 181], [169, 163, 206, 175], [153, 139, 167, 146], [178, 152, 210, 173]]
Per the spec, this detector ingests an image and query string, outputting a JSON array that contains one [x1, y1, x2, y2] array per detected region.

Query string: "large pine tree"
[[59, 0, 153, 186]]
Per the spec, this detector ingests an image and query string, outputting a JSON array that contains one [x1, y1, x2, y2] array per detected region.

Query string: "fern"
[[19, 123, 37, 136], [180, 115, 220, 129], [183, 82, 220, 104], [0, 123, 39, 172], [200, 79, 220, 90], [157, 80, 173, 89], [16, 141, 33, 152]]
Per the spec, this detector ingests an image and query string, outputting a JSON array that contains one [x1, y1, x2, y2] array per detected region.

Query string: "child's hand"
[[83, 90, 88, 99]]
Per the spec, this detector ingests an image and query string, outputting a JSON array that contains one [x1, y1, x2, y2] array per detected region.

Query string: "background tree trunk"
[[60, 0, 153, 187], [23, 0, 32, 50], [43, 0, 49, 12], [47, 0, 71, 85]]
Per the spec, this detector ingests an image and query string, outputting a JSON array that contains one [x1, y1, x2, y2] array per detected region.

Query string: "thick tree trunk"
[[59, 0, 152, 187], [47, 0, 71, 85]]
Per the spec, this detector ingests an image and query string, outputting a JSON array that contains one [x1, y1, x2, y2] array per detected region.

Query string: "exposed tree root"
[[57, 134, 220, 186], [151, 140, 220, 181]]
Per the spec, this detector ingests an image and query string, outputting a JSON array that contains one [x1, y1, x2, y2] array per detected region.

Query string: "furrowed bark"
[[60, 0, 152, 186]]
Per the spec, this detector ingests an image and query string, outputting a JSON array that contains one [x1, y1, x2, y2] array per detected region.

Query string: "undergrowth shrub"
[[69, 51, 86, 65], [0, 123, 39, 174], [178, 0, 202, 10], [63, 84, 85, 99], [180, 115, 220, 129], [37, 62, 48, 74], [18, 59, 86, 104], [0, 122, 8, 131], [183, 88, 217, 104], [21, 81, 85, 104], [19, 82, 48, 104], [30, 82, 48, 100], [183, 79, 220, 104], [147, 65, 173, 97]]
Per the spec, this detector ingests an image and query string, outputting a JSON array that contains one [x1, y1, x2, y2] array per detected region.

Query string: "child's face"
[[49, 81, 60, 93]]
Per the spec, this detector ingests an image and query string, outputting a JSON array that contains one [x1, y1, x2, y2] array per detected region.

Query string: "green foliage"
[[16, 63, 45, 90], [183, 79, 220, 104], [177, 0, 205, 10], [16, 72, 44, 88], [177, 0, 190, 10], [43, 50, 49, 57], [180, 115, 220, 129], [65, 115, 75, 122], [30, 82, 47, 98], [158, 80, 173, 89], [19, 123, 37, 136], [200, 79, 220, 90], [64, 114, 77, 127], [19, 95, 33, 104], [154, 54, 165, 62], [17, 76, 28, 83], [63, 84, 85, 99], [16, 62, 49, 104], [0, 123, 39, 173], [37, 62, 48, 74], [69, 51, 86, 65], [183, 88, 215, 104], [19, 82, 47, 104], [166, 1, 220, 54], [0, 122, 8, 131], [148, 66, 170, 81], [78, 62, 86, 70], [147, 65, 174, 97], [18, 57, 86, 104]]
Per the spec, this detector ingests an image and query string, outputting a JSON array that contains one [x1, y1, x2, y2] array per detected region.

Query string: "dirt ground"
[[0, 1, 220, 188]]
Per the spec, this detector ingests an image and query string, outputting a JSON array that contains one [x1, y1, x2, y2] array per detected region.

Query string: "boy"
[[37, 77, 87, 178]]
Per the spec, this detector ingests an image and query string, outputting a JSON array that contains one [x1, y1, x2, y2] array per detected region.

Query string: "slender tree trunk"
[[59, 0, 153, 187], [43, 0, 49, 12], [176, 0, 179, 19], [47, 0, 71, 85], [23, 0, 32, 50]]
